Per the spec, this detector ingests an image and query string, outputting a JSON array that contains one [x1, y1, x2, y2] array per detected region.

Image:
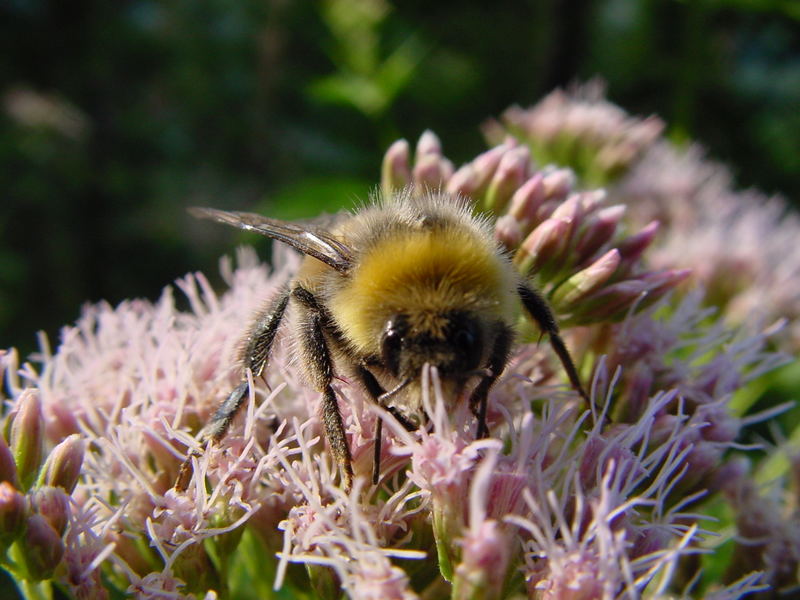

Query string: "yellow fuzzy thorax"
[[329, 228, 517, 354]]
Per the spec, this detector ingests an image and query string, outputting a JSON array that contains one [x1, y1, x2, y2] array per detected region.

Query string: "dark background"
[[2, 0, 799, 357]]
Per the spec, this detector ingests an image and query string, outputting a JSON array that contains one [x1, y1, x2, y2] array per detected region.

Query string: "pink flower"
[[1, 99, 793, 598]]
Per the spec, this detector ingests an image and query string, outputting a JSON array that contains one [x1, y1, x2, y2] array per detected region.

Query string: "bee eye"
[[453, 323, 483, 371], [381, 318, 404, 376], [454, 328, 474, 348]]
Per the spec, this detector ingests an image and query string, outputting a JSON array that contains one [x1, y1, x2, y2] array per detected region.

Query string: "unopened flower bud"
[[615, 220, 660, 275], [381, 139, 411, 195], [0, 481, 27, 547], [413, 154, 454, 191], [38, 434, 85, 494], [494, 215, 522, 249], [634, 269, 692, 309], [569, 279, 650, 325], [515, 218, 571, 276], [415, 129, 442, 159], [30, 486, 70, 536], [447, 164, 480, 198], [540, 168, 574, 201], [549, 193, 582, 223], [448, 144, 510, 200], [553, 249, 620, 309], [506, 173, 546, 233], [484, 146, 530, 213], [9, 390, 45, 491], [18, 513, 65, 581], [0, 435, 19, 488], [572, 269, 686, 324], [573, 205, 626, 264]]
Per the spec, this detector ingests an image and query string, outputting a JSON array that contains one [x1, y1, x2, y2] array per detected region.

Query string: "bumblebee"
[[182, 190, 585, 491]]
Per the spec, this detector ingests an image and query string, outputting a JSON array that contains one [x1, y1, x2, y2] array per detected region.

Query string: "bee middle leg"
[[469, 326, 514, 439], [292, 286, 354, 491]]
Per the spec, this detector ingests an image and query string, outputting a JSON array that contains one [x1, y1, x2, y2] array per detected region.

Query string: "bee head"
[[380, 311, 486, 380]]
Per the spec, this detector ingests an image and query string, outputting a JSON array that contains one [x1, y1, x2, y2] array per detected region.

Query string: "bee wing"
[[190, 207, 353, 273]]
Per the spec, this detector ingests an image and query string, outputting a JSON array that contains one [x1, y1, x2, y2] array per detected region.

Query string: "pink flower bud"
[[37, 434, 85, 494], [633, 269, 692, 309], [19, 513, 65, 581], [615, 220, 660, 275], [569, 279, 650, 324], [494, 215, 522, 249], [484, 146, 530, 213], [30, 485, 70, 535], [540, 168, 574, 201], [415, 129, 442, 159], [381, 139, 411, 194], [573, 204, 626, 264], [447, 164, 481, 198], [552, 249, 620, 309], [9, 389, 45, 491], [413, 154, 455, 191], [549, 193, 583, 222], [448, 144, 511, 200], [0, 435, 19, 489], [506, 173, 546, 234], [0, 481, 27, 546], [515, 218, 572, 276]]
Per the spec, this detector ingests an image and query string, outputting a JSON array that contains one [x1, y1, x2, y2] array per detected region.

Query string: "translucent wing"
[[190, 207, 353, 273]]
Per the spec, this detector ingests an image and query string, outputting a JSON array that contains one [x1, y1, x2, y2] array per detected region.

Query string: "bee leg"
[[355, 367, 416, 485], [208, 289, 291, 442], [174, 289, 290, 492], [292, 286, 354, 491], [517, 283, 589, 403], [469, 326, 514, 439]]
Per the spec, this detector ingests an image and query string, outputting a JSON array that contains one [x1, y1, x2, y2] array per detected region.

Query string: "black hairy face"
[[380, 311, 486, 380]]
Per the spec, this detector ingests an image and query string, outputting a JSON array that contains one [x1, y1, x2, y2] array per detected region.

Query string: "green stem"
[[17, 579, 53, 600]]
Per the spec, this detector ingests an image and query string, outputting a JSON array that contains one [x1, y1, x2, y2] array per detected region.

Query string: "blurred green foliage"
[[1, 0, 798, 357]]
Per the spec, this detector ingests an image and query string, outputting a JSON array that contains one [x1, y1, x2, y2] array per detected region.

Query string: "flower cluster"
[[485, 83, 800, 352], [2, 88, 797, 599], [484, 81, 664, 186], [0, 392, 91, 591], [382, 132, 689, 327]]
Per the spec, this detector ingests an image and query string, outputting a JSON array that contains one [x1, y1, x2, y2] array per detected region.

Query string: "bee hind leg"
[[292, 286, 354, 491], [517, 283, 589, 404], [174, 288, 290, 492]]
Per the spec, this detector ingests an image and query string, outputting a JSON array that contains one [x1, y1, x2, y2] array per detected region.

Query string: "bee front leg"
[[469, 326, 514, 439], [175, 288, 290, 492], [354, 366, 416, 485], [292, 286, 354, 491]]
